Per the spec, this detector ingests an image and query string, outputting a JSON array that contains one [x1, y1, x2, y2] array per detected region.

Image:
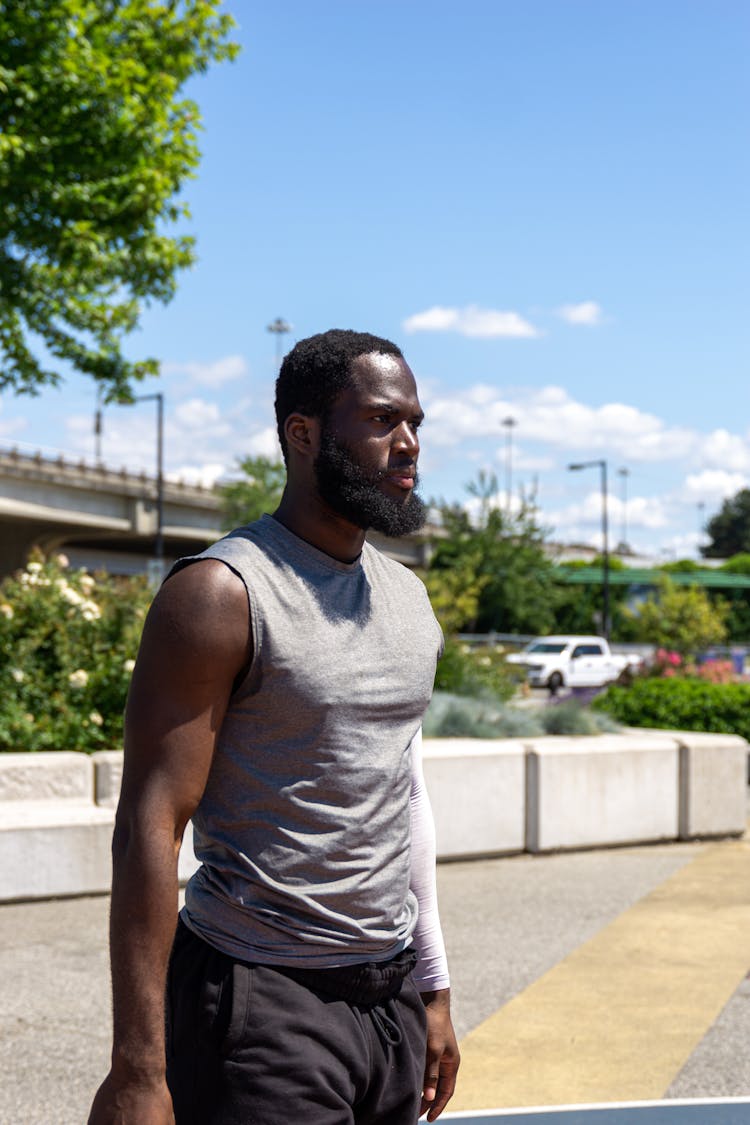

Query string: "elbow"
[[111, 799, 185, 867]]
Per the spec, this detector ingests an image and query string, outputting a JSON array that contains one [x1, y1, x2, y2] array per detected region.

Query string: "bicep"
[[119, 560, 251, 829]]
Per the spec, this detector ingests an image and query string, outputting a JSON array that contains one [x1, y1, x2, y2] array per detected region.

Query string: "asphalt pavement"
[[2, 824, 750, 1123]]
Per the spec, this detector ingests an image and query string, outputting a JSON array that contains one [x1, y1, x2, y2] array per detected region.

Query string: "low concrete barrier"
[[0, 731, 746, 900], [423, 739, 526, 859], [524, 735, 679, 853], [0, 752, 114, 900], [675, 731, 748, 840]]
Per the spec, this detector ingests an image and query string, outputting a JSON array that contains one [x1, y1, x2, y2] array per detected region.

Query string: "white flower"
[[60, 585, 83, 606], [88, 710, 103, 727], [123, 659, 136, 674], [55, 554, 69, 568], [68, 669, 89, 689], [81, 600, 101, 621], [0, 604, 13, 619], [11, 668, 25, 683], [26, 561, 42, 574], [79, 575, 95, 594]]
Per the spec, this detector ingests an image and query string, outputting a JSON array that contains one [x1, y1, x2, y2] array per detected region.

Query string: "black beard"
[[314, 431, 427, 537]]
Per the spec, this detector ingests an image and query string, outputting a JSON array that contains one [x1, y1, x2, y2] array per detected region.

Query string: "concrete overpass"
[[0, 446, 223, 577], [0, 446, 435, 577]]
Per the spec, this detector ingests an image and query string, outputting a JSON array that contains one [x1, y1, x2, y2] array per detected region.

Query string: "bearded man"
[[88, 329, 459, 1125]]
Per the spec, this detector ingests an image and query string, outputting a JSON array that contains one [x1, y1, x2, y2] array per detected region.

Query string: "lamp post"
[[568, 458, 610, 640], [502, 416, 517, 515], [617, 466, 630, 552], [697, 501, 706, 557], [267, 317, 292, 369]]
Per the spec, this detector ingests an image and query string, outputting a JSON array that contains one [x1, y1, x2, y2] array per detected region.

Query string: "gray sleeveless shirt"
[[178, 515, 443, 967]]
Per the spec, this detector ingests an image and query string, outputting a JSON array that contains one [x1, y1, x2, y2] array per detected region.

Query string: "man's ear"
[[284, 412, 320, 459]]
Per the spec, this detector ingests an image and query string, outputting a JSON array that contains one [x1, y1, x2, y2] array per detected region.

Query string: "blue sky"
[[1, 0, 748, 558]]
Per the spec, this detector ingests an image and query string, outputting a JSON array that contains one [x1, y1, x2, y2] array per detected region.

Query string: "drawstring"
[[370, 1001, 403, 1053]]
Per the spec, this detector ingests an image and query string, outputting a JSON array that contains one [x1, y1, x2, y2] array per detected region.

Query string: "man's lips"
[[385, 468, 416, 490]]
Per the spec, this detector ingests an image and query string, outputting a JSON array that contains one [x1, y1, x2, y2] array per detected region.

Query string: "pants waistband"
[[271, 948, 418, 1006]]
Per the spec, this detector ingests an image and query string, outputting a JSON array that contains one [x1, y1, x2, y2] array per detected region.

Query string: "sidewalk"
[[1, 831, 749, 1123]]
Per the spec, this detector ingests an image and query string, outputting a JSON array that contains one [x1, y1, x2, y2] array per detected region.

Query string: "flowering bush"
[[695, 659, 736, 684], [0, 551, 152, 752], [647, 649, 739, 685]]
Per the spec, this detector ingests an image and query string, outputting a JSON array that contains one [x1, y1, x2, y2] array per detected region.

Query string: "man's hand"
[[87, 1071, 175, 1124], [419, 988, 460, 1121]]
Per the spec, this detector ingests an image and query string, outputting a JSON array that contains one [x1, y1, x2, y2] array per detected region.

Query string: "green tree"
[[717, 554, 750, 640], [427, 471, 558, 636], [625, 576, 727, 658], [219, 455, 287, 530], [552, 556, 632, 638], [0, 0, 238, 399], [701, 489, 750, 558]]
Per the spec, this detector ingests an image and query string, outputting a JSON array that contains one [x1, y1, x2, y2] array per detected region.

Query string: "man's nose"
[[393, 420, 419, 456]]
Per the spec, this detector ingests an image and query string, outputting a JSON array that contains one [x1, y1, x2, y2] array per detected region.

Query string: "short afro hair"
[[275, 329, 403, 461]]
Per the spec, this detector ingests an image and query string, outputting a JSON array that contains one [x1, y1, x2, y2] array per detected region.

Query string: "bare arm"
[[88, 560, 250, 1124]]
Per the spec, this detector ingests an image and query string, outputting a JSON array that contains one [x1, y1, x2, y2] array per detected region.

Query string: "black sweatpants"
[[166, 919, 428, 1125]]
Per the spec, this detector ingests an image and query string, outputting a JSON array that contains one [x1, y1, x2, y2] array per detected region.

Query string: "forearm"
[[409, 730, 450, 992], [108, 810, 182, 1080]]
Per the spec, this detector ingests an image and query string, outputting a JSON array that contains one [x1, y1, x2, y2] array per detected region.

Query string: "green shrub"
[[540, 699, 621, 736], [592, 677, 750, 740], [433, 638, 520, 702], [0, 551, 152, 752], [424, 691, 621, 739], [424, 692, 543, 738]]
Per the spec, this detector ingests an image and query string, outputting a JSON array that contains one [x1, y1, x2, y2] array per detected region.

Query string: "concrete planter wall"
[[0, 731, 746, 901]]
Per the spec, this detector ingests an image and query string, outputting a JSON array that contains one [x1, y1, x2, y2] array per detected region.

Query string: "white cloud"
[[0, 416, 27, 441], [550, 493, 670, 552], [423, 383, 696, 462], [167, 463, 226, 488], [557, 300, 603, 326], [697, 429, 750, 472], [173, 398, 226, 430], [403, 305, 540, 338], [681, 469, 748, 503], [163, 354, 249, 388], [243, 426, 283, 461]]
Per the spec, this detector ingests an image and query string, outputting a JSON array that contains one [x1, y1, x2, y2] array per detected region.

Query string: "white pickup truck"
[[506, 634, 641, 694]]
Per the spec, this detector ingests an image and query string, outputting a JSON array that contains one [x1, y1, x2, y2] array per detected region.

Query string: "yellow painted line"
[[453, 835, 750, 1112]]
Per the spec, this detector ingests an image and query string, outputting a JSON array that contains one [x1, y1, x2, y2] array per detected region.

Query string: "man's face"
[[313, 352, 427, 536]]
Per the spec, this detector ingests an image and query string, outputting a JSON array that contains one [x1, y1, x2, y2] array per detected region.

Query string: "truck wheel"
[[548, 671, 563, 695]]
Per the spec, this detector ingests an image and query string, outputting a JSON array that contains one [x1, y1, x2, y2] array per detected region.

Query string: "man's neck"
[[272, 495, 366, 564]]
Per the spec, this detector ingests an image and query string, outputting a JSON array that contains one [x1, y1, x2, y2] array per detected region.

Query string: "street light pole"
[[617, 466, 630, 551], [502, 416, 517, 515], [266, 317, 292, 369], [94, 386, 103, 465], [568, 458, 610, 640]]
